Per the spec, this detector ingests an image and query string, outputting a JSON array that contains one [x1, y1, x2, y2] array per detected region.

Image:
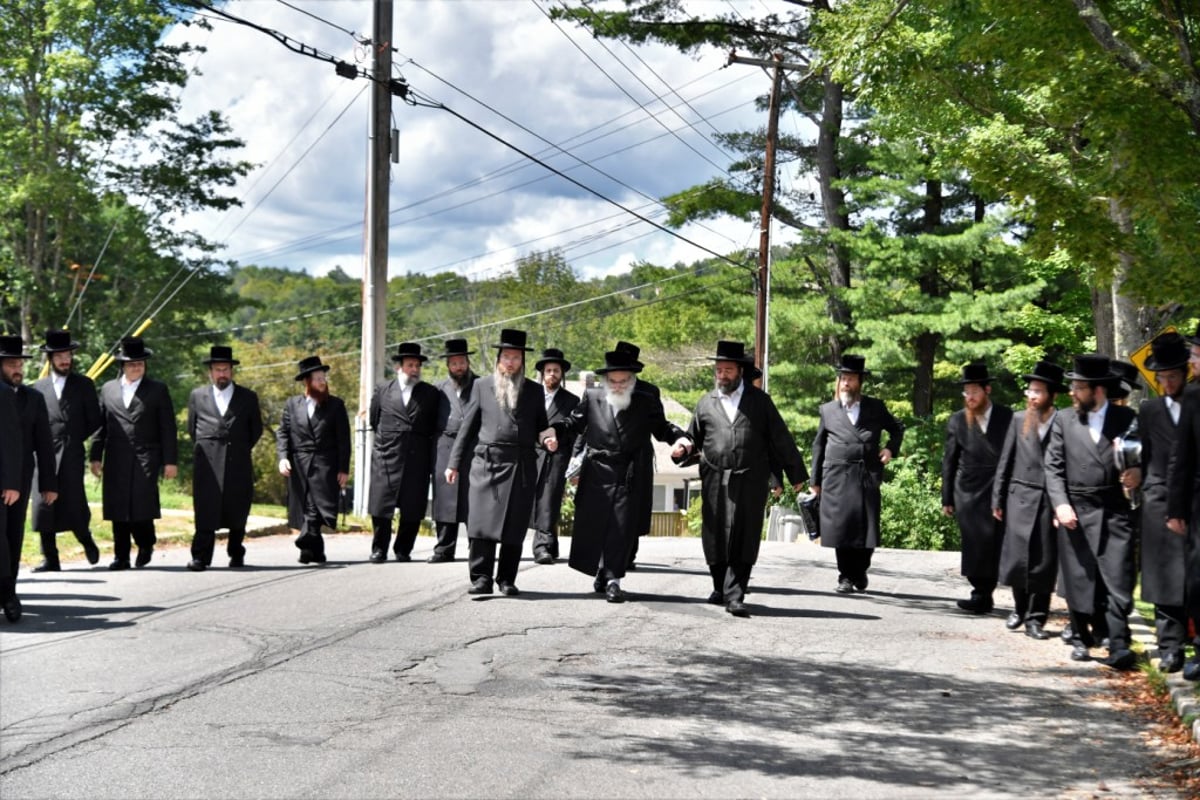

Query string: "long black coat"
[[31, 372, 100, 533], [0, 387, 19, 492], [90, 377, 177, 522], [942, 404, 1013, 580], [991, 411, 1058, 593], [686, 385, 808, 566], [11, 385, 57, 499], [810, 396, 904, 549], [530, 387, 580, 533], [630, 380, 660, 536], [367, 379, 439, 519], [448, 377, 548, 545], [276, 394, 351, 530], [1044, 403, 1137, 615], [1166, 384, 1200, 609], [431, 374, 477, 524], [554, 387, 685, 576], [188, 383, 263, 531], [1138, 396, 1186, 605]]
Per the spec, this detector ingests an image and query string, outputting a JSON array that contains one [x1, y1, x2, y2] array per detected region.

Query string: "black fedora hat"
[[709, 340, 748, 362], [534, 348, 571, 373], [41, 329, 80, 353], [834, 353, 870, 376], [956, 362, 994, 385], [1021, 361, 1067, 393], [615, 340, 645, 370], [1145, 332, 1190, 372], [440, 338, 475, 359], [494, 328, 533, 352], [294, 355, 332, 381], [594, 349, 643, 375], [202, 345, 240, 366], [1108, 360, 1140, 399], [114, 336, 153, 362], [1064, 353, 1116, 384], [0, 335, 31, 359], [391, 342, 428, 363]]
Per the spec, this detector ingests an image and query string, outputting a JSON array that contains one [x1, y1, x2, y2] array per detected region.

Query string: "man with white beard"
[[446, 330, 556, 596], [551, 348, 690, 602], [367, 342, 440, 563]]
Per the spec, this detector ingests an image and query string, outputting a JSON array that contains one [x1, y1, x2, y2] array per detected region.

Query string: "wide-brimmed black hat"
[[1064, 353, 1116, 384], [614, 340, 645, 370], [294, 355, 331, 381], [391, 342, 428, 363], [834, 353, 870, 376], [202, 345, 240, 366], [41, 329, 80, 353], [709, 340, 748, 362], [534, 348, 571, 373], [1146, 332, 1190, 372], [594, 350, 643, 375], [0, 335, 31, 359], [1108, 360, 1140, 399], [114, 336, 153, 362], [1021, 361, 1067, 393], [956, 362, 994, 385], [494, 328, 533, 352], [440, 338, 474, 358]]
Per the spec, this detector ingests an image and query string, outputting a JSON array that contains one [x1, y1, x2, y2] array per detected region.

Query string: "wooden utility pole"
[[353, 0, 394, 517]]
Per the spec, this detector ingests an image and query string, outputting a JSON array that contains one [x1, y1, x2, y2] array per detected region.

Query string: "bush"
[[878, 416, 961, 551]]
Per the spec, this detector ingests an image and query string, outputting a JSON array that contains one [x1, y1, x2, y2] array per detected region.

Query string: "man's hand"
[[992, 507, 1004, 521], [1167, 518, 1187, 535], [90, 461, 102, 478], [164, 464, 177, 480], [278, 458, 292, 477], [1, 489, 18, 506], [880, 448, 893, 466], [1055, 503, 1078, 530], [1120, 466, 1141, 491], [337, 472, 348, 489], [791, 483, 805, 493], [539, 427, 558, 452], [942, 505, 955, 517], [812, 485, 821, 496], [42, 490, 58, 506], [670, 437, 692, 459], [445, 468, 458, 485]]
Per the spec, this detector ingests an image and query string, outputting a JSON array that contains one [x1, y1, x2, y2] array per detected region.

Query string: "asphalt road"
[[0, 533, 1183, 799]]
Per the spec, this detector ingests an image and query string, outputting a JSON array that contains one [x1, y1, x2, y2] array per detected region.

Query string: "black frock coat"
[[0, 387, 19, 493], [810, 396, 904, 549], [941, 404, 1013, 580], [1043, 403, 1137, 615], [431, 374, 477, 524], [448, 377, 548, 545], [367, 379, 439, 519], [1139, 397, 1186, 605], [991, 411, 1058, 593], [686, 384, 808, 566], [188, 383, 263, 531], [1166, 384, 1200, 609], [275, 394, 351, 530], [89, 377, 177, 522], [31, 372, 100, 533], [530, 387, 580, 532], [554, 387, 685, 576]]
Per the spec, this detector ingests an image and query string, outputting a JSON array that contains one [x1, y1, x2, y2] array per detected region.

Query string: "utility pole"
[[353, 0, 394, 517]]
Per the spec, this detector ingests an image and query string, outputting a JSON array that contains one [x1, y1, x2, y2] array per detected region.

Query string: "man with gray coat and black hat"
[[429, 339, 478, 562]]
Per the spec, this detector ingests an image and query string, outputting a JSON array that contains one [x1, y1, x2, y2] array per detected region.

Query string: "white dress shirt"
[[213, 383, 233, 416], [120, 376, 141, 409], [305, 396, 317, 419], [977, 403, 993, 435], [1037, 409, 1056, 440], [843, 399, 861, 426], [719, 381, 744, 423], [401, 382, 413, 408], [1087, 401, 1108, 444], [52, 373, 66, 400], [1165, 396, 1181, 425], [544, 386, 558, 413]]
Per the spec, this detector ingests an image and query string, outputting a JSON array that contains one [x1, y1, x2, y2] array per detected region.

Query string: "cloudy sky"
[[167, 0, 805, 282]]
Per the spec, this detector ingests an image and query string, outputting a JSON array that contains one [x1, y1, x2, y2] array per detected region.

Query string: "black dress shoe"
[[427, 552, 454, 563], [82, 537, 100, 565], [186, 559, 207, 572], [298, 550, 314, 565], [32, 560, 61, 573], [1005, 612, 1023, 630], [835, 578, 855, 594], [605, 583, 625, 603], [135, 545, 153, 568], [1158, 650, 1185, 673], [956, 596, 994, 614], [706, 591, 724, 606], [1069, 643, 1091, 661], [726, 600, 750, 618], [534, 552, 555, 565], [312, 553, 327, 564], [1060, 623, 1074, 644], [593, 578, 606, 594], [229, 557, 244, 568], [393, 552, 412, 563], [1025, 621, 1050, 640], [1100, 649, 1137, 671], [468, 579, 493, 595], [852, 576, 868, 593], [369, 550, 386, 564], [626, 561, 637, 571], [109, 559, 131, 571], [2, 596, 22, 623], [497, 582, 520, 597], [1183, 659, 1200, 681]]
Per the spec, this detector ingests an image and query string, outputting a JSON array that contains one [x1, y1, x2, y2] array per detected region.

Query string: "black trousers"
[[0, 500, 26, 601], [433, 521, 460, 557], [968, 576, 997, 601], [835, 546, 873, 583], [532, 528, 558, 559], [1069, 579, 1117, 648], [112, 520, 156, 563], [1011, 586, 1050, 624], [626, 534, 640, 568], [38, 529, 95, 564], [1153, 604, 1190, 654], [371, 516, 421, 557], [468, 538, 522, 586], [710, 562, 752, 603], [191, 528, 246, 566]]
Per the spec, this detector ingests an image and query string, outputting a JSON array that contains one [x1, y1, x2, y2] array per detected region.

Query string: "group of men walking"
[[942, 331, 1200, 679]]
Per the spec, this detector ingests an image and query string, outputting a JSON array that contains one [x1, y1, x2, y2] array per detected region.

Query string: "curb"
[[1129, 608, 1200, 743]]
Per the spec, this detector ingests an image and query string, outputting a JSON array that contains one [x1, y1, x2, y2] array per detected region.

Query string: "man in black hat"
[[991, 361, 1066, 639], [1045, 353, 1141, 670], [1138, 333, 1193, 672], [680, 341, 807, 617], [549, 346, 690, 602], [30, 330, 101, 571], [90, 336, 177, 570], [367, 342, 439, 563], [811, 354, 904, 594], [446, 330, 556, 595], [277, 355, 351, 565], [1107, 360, 1141, 405], [529, 348, 579, 565], [942, 362, 1014, 615], [1166, 322, 1200, 680], [0, 336, 57, 622], [613, 340, 659, 571], [186, 346, 263, 571], [429, 339, 478, 563]]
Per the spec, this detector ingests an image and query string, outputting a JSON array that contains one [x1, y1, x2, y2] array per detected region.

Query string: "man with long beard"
[[942, 363, 1014, 615], [1045, 354, 1141, 670], [529, 348, 579, 565], [429, 339, 478, 563], [1167, 323, 1200, 680], [992, 361, 1066, 639], [445, 330, 555, 596], [550, 347, 689, 602], [31, 329, 102, 571], [277, 355, 350, 565]]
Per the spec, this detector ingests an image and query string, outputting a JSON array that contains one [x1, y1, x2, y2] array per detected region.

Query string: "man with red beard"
[[943, 363, 1014, 615], [277, 356, 350, 565], [992, 361, 1066, 638], [1045, 354, 1141, 670]]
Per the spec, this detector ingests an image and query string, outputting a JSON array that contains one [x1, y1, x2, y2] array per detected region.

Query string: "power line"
[[274, 0, 366, 43]]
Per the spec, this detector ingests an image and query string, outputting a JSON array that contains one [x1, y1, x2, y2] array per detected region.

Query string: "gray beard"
[[605, 386, 633, 413], [838, 390, 860, 407], [401, 374, 419, 389], [494, 368, 523, 413]]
